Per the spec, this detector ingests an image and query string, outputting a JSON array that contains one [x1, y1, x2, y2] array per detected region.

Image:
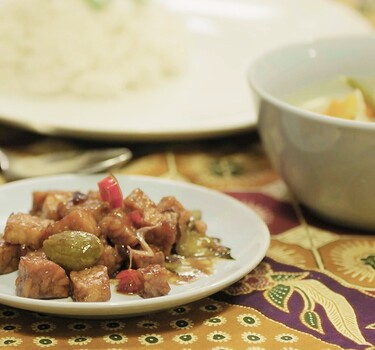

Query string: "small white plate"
[[0, 0, 371, 141], [0, 174, 270, 317]]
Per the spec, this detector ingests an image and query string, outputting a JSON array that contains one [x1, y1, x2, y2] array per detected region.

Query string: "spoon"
[[0, 147, 132, 181]]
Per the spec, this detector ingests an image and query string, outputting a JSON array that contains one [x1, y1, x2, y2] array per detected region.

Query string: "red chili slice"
[[116, 269, 143, 294], [128, 210, 144, 227], [98, 174, 123, 208]]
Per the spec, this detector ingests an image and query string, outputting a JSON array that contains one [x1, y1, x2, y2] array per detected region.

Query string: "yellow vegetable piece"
[[325, 93, 359, 120]]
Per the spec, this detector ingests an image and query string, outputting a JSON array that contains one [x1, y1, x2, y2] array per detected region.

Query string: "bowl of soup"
[[248, 34, 375, 231]]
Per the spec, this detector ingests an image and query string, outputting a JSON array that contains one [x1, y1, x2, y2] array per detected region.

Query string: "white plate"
[[0, 174, 270, 317], [0, 0, 372, 141]]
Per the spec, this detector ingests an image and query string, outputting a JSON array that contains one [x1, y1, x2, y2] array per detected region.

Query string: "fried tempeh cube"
[[42, 209, 100, 240], [124, 189, 178, 255], [138, 264, 170, 298], [70, 265, 111, 302], [96, 243, 124, 278], [0, 237, 22, 274], [4, 213, 53, 249], [99, 209, 138, 247], [31, 191, 75, 220], [16, 251, 70, 299], [131, 245, 165, 269]]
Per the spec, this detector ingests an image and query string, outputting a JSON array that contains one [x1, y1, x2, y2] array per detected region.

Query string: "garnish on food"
[[98, 174, 123, 208]]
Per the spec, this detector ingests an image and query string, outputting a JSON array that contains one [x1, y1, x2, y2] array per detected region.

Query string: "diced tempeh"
[[43, 209, 100, 239], [16, 251, 70, 299], [0, 237, 22, 274], [138, 264, 170, 298], [158, 196, 207, 238], [31, 191, 75, 220], [124, 188, 156, 212], [131, 245, 165, 269], [70, 265, 111, 302], [4, 213, 53, 249], [157, 196, 185, 213], [124, 189, 178, 255], [99, 209, 138, 246], [143, 212, 178, 256], [96, 243, 124, 277], [58, 191, 109, 222]]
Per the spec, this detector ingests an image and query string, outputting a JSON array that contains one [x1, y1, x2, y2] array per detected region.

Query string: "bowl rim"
[[248, 33, 375, 131]]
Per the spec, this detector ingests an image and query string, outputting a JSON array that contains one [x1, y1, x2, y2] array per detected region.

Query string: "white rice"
[[0, 0, 188, 98]]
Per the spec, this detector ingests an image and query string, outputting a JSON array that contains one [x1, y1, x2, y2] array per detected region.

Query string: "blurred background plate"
[[0, 0, 371, 142]]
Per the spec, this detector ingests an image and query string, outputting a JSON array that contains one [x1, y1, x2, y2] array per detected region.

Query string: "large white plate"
[[0, 174, 270, 317], [0, 0, 372, 141]]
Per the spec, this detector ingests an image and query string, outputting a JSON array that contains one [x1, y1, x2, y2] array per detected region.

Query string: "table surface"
[[0, 2, 375, 350]]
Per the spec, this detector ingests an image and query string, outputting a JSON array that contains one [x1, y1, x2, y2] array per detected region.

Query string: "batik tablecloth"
[[0, 131, 373, 350]]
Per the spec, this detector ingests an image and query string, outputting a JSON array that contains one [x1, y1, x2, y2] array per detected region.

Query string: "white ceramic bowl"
[[248, 34, 375, 231]]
